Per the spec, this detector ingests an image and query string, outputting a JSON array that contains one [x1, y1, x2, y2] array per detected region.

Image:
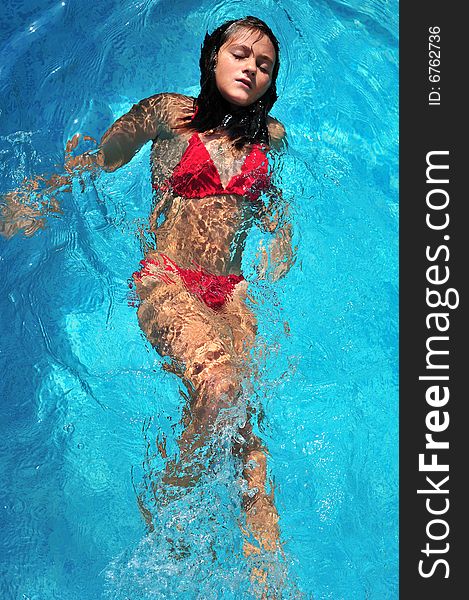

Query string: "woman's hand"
[[0, 134, 104, 239], [64, 133, 104, 174], [0, 179, 61, 239], [255, 240, 269, 280], [256, 224, 296, 282]]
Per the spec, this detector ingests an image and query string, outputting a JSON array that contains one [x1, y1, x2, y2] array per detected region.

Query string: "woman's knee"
[[199, 361, 240, 398], [188, 359, 242, 424]]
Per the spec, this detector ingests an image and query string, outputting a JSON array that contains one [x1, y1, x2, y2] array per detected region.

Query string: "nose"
[[243, 55, 257, 77]]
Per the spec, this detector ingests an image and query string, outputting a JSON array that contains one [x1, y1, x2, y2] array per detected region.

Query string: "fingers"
[[65, 133, 81, 155], [65, 133, 99, 160], [23, 217, 45, 237], [0, 211, 45, 239], [64, 153, 93, 174], [65, 134, 89, 170]]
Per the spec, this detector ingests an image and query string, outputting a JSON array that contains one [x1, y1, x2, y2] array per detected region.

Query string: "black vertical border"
[[400, 3, 464, 598]]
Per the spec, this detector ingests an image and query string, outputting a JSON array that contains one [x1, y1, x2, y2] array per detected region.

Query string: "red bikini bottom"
[[132, 253, 244, 310]]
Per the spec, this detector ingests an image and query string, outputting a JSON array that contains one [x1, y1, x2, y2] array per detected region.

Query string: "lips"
[[236, 78, 252, 89]]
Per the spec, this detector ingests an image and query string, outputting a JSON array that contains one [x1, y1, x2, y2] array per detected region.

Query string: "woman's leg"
[[221, 283, 282, 559], [137, 278, 248, 488], [137, 274, 282, 584]]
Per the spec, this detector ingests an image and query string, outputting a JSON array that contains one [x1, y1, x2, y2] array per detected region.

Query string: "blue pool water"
[[0, 1, 398, 598]]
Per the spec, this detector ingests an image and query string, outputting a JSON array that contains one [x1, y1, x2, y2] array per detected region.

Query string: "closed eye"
[[231, 52, 271, 76], [233, 54, 270, 73]]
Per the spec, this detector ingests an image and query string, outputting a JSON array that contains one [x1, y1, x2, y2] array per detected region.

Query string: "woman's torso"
[[147, 95, 271, 276]]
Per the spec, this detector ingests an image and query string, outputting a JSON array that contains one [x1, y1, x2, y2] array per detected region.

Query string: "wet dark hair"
[[182, 16, 280, 149]]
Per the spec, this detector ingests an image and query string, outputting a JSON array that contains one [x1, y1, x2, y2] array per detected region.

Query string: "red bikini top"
[[153, 132, 270, 201]]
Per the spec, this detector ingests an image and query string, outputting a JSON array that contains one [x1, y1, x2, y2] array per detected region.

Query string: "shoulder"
[[137, 93, 194, 116], [137, 92, 193, 107], [136, 93, 195, 134], [267, 116, 287, 151]]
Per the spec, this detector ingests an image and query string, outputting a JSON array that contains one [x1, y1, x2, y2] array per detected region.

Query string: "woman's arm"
[[256, 119, 296, 281], [1, 93, 172, 238], [256, 188, 296, 282], [96, 93, 171, 171]]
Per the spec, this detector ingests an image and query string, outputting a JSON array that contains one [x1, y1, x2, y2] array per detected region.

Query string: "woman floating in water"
[[1, 15, 294, 589]]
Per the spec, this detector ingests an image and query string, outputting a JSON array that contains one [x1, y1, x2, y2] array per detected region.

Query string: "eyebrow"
[[230, 44, 274, 65]]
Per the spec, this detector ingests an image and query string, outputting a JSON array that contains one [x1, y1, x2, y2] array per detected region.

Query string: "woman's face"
[[214, 28, 276, 108]]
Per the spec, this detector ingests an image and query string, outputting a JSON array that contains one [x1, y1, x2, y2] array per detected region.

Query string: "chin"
[[217, 86, 252, 107], [231, 100, 252, 108], [226, 94, 257, 108]]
